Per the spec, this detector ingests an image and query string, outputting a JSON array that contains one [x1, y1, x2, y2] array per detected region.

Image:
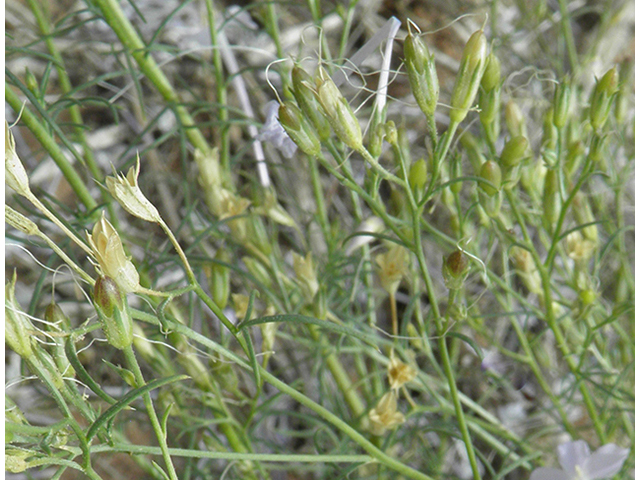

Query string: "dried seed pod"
[[94, 276, 133, 350]]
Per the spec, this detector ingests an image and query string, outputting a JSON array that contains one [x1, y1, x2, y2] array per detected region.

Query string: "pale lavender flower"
[[531, 440, 629, 480]]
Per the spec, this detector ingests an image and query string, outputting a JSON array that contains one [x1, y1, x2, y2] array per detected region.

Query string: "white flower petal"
[[530, 467, 571, 480], [558, 440, 591, 473], [583, 444, 629, 479]]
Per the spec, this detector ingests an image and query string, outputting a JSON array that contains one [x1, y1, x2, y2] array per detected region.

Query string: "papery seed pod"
[[449, 30, 488, 124], [553, 77, 572, 129], [314, 67, 363, 151], [409, 158, 428, 197], [479, 160, 502, 196], [278, 102, 321, 156], [404, 25, 439, 117], [590, 67, 618, 131], [542, 169, 561, 233], [94, 276, 133, 350], [443, 250, 470, 290], [5, 122, 32, 198], [505, 99, 526, 138], [5, 272, 34, 359], [106, 155, 161, 223], [511, 246, 542, 295], [291, 65, 331, 141], [387, 354, 417, 390], [87, 215, 140, 294], [368, 392, 405, 435]]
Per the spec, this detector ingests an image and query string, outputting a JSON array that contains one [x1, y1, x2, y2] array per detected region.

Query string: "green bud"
[[460, 132, 486, 172], [479, 189, 502, 218], [542, 169, 560, 232], [278, 102, 321, 156], [590, 67, 618, 131], [541, 107, 557, 150], [500, 136, 530, 168], [449, 30, 488, 124], [404, 27, 439, 117], [479, 160, 502, 195], [368, 124, 384, 157], [33, 347, 66, 391], [481, 53, 501, 91], [409, 158, 428, 196], [384, 121, 398, 146], [5, 272, 34, 359], [479, 86, 500, 143], [572, 191, 598, 243], [24, 68, 39, 96], [103, 359, 137, 387], [564, 140, 585, 178], [243, 256, 273, 288], [553, 77, 571, 129], [248, 216, 272, 256], [315, 67, 363, 151], [579, 288, 597, 306], [43, 303, 75, 378], [505, 99, 526, 138], [291, 66, 331, 141], [208, 250, 231, 310], [442, 250, 471, 290], [94, 276, 133, 350], [614, 60, 632, 125]]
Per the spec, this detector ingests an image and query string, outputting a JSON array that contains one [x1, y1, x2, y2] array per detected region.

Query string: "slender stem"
[[389, 291, 398, 337], [557, 0, 579, 72], [132, 309, 434, 480], [91, 0, 210, 154], [122, 345, 179, 480], [5, 86, 97, 211]]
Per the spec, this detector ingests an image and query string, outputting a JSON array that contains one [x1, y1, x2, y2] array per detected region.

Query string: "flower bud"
[[511, 246, 542, 295], [541, 107, 557, 150], [367, 124, 384, 157], [314, 67, 363, 150], [479, 86, 500, 143], [449, 30, 488, 124], [278, 102, 321, 156], [384, 121, 398, 146], [478, 160, 502, 195], [291, 65, 331, 141], [443, 250, 470, 290], [93, 276, 133, 349], [481, 53, 501, 91], [572, 191, 598, 243], [542, 169, 560, 233], [87, 215, 140, 294], [553, 77, 571, 129], [505, 99, 526, 138], [409, 158, 428, 197], [25, 68, 39, 96], [590, 67, 618, 131], [43, 303, 75, 377], [403, 27, 439, 117], [106, 155, 161, 223], [207, 250, 231, 310], [5, 272, 34, 359], [500, 136, 530, 168], [5, 121, 32, 198]]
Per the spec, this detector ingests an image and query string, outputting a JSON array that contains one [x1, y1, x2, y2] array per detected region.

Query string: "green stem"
[[505, 189, 605, 442], [91, 0, 210, 154], [132, 309, 434, 480], [557, 0, 579, 72], [122, 345, 179, 480], [5, 86, 97, 211], [26, 0, 115, 217]]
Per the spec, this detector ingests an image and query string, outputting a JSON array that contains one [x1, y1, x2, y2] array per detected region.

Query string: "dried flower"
[[368, 392, 405, 435], [106, 155, 161, 223], [565, 232, 596, 262], [530, 440, 629, 480], [387, 353, 417, 390], [293, 252, 319, 302], [5, 121, 32, 198], [376, 244, 409, 295], [87, 215, 140, 294], [443, 250, 471, 290]]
